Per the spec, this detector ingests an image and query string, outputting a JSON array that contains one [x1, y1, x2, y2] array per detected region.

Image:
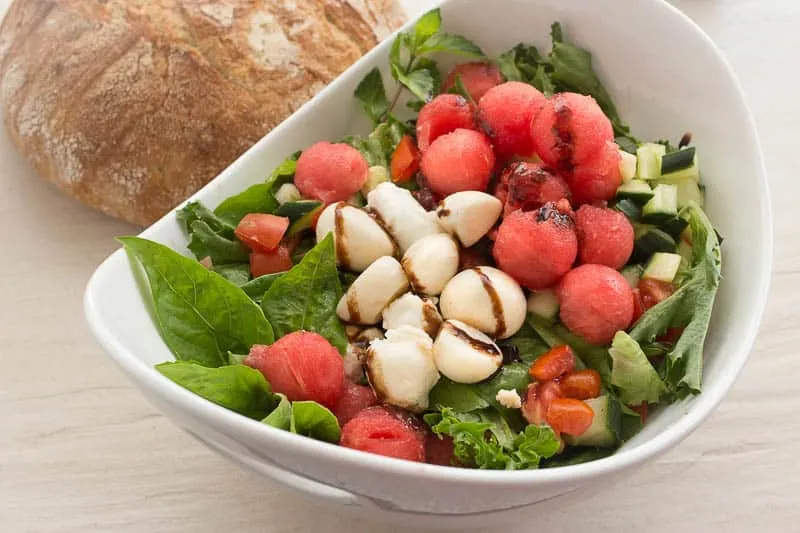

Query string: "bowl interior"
[[85, 0, 771, 513]]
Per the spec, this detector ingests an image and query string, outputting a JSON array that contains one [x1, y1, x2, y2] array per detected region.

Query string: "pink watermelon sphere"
[[416, 94, 476, 152], [478, 81, 547, 159], [295, 142, 369, 204], [442, 61, 504, 102], [420, 128, 495, 196], [575, 204, 635, 269]]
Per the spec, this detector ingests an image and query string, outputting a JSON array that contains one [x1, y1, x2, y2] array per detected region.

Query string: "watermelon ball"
[[442, 61, 504, 102], [477, 81, 547, 159], [425, 433, 456, 466], [245, 331, 344, 408], [416, 94, 476, 152], [420, 128, 495, 196], [340, 406, 426, 462], [530, 92, 614, 172], [294, 142, 369, 204], [492, 200, 578, 290], [558, 264, 635, 345], [495, 161, 571, 216], [567, 140, 623, 205], [331, 381, 378, 426], [575, 204, 635, 269]]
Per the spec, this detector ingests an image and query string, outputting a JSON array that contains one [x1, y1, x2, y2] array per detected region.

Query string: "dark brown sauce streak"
[[365, 206, 400, 258], [333, 202, 350, 270], [401, 256, 424, 294], [552, 94, 575, 175], [345, 288, 361, 324], [472, 267, 506, 339], [421, 300, 444, 337], [447, 321, 500, 355]]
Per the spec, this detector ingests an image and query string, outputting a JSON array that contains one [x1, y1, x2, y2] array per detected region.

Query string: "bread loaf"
[[0, 0, 405, 225]]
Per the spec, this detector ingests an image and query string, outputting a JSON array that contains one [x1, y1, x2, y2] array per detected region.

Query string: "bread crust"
[[0, 0, 405, 225]]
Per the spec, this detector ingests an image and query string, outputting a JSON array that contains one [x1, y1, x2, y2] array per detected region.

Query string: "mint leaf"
[[187, 220, 249, 265], [412, 8, 441, 47], [156, 362, 278, 419], [393, 61, 440, 103], [121, 237, 274, 367], [447, 74, 475, 105], [260, 234, 347, 353], [609, 331, 666, 404], [343, 119, 408, 167], [416, 33, 485, 57], [290, 401, 341, 443], [262, 394, 292, 430], [354, 68, 389, 124], [496, 43, 544, 83]]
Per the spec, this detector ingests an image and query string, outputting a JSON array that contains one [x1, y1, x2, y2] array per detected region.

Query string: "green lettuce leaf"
[[289, 401, 341, 443], [609, 331, 666, 404], [262, 394, 292, 430]]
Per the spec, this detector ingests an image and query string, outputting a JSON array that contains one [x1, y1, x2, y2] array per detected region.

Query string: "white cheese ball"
[[366, 182, 444, 252], [433, 319, 503, 384], [316, 202, 396, 272], [366, 326, 440, 413], [439, 266, 526, 339], [436, 191, 502, 247], [381, 292, 443, 337], [401, 233, 460, 296], [337, 256, 409, 325]]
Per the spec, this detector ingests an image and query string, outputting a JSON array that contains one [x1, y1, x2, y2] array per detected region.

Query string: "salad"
[[121, 9, 722, 470]]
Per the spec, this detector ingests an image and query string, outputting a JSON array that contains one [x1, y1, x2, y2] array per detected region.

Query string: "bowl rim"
[[84, 0, 773, 487]]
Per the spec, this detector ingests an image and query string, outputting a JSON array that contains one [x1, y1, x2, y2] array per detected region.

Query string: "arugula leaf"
[[425, 408, 559, 470], [262, 393, 292, 430], [609, 331, 666, 404], [211, 263, 251, 286], [260, 234, 347, 353], [354, 68, 389, 124], [187, 220, 249, 265], [290, 401, 341, 443], [241, 272, 285, 302], [416, 33, 485, 57], [629, 203, 722, 397], [120, 237, 274, 367], [177, 201, 235, 239], [156, 362, 278, 419]]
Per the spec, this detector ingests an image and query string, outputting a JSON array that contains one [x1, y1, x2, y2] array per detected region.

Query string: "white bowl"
[[84, 0, 772, 528]]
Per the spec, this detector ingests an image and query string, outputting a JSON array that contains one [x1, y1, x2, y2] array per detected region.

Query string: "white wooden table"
[[1, 1, 796, 531]]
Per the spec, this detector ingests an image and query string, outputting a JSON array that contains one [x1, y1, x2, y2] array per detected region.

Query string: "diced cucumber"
[[275, 200, 323, 222], [636, 143, 666, 180], [660, 152, 700, 182], [286, 204, 324, 236], [274, 183, 301, 205], [660, 147, 696, 175], [614, 198, 641, 221], [659, 216, 689, 240], [671, 179, 705, 208], [616, 179, 654, 206], [527, 289, 560, 321], [619, 149, 637, 181], [362, 166, 390, 196], [641, 184, 678, 224], [642, 252, 682, 283], [564, 396, 619, 448], [630, 228, 676, 264], [620, 265, 644, 288]]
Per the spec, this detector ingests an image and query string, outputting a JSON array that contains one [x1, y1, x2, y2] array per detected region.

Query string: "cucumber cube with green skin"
[[564, 396, 618, 448], [616, 179, 654, 206], [619, 149, 638, 181], [641, 184, 678, 224], [642, 252, 682, 283], [636, 143, 666, 180], [361, 166, 390, 196]]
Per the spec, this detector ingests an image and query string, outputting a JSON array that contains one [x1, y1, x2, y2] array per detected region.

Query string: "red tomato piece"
[[521, 381, 563, 426], [235, 213, 290, 253], [495, 161, 571, 216], [420, 128, 495, 196], [575, 204, 635, 269], [546, 398, 595, 436], [478, 81, 546, 159], [629, 402, 649, 423], [631, 287, 646, 325], [245, 331, 345, 408], [442, 62, 504, 102], [332, 381, 378, 426], [416, 94, 476, 152], [638, 278, 676, 309], [425, 433, 456, 466], [566, 141, 623, 205], [492, 201, 578, 290], [390, 135, 421, 183], [340, 406, 426, 462], [530, 345, 576, 382], [558, 264, 635, 345], [249, 245, 293, 278], [560, 369, 602, 400], [294, 142, 369, 204]]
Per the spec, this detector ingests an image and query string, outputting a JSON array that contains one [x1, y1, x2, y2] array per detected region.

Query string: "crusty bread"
[[0, 0, 405, 226]]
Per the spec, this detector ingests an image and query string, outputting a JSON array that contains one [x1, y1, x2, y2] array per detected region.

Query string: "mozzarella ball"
[[366, 182, 444, 252], [381, 292, 443, 337], [337, 256, 409, 325], [436, 191, 503, 247], [439, 266, 526, 339], [401, 233, 460, 296], [433, 319, 503, 384], [366, 326, 440, 412], [316, 202, 396, 272]]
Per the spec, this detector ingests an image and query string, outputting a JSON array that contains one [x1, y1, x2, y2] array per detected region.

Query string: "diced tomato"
[[629, 402, 649, 423], [390, 135, 421, 183], [529, 345, 576, 382], [546, 398, 595, 436], [560, 369, 602, 400], [235, 213, 290, 253], [521, 381, 563, 425], [631, 288, 645, 324], [638, 278, 675, 310], [425, 433, 456, 466], [249, 245, 293, 277]]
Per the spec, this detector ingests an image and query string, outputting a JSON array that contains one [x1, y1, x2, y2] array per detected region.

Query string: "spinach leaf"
[[290, 401, 341, 443], [241, 272, 285, 302], [212, 263, 251, 286], [260, 234, 347, 353], [608, 331, 666, 404], [177, 201, 235, 239], [428, 363, 531, 413], [156, 362, 278, 419], [120, 237, 274, 367], [262, 394, 292, 430], [354, 68, 389, 125], [504, 321, 550, 365], [187, 220, 249, 265], [629, 203, 722, 398]]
